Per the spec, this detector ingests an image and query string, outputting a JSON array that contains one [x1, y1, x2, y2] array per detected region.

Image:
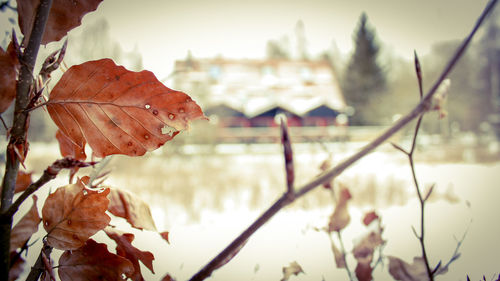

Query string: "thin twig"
[[187, 1, 497, 280], [336, 231, 355, 281]]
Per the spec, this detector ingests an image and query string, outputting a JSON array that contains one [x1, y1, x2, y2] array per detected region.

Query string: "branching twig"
[[336, 231, 355, 281], [187, 1, 497, 279], [0, 0, 53, 279], [2, 158, 96, 219], [391, 50, 434, 280]]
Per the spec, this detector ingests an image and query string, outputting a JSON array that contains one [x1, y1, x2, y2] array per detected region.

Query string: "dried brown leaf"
[[17, 0, 103, 45], [362, 211, 379, 226], [47, 59, 206, 158], [58, 239, 134, 281], [281, 261, 304, 281], [160, 231, 170, 244], [330, 238, 346, 268], [388, 256, 429, 281], [10, 195, 41, 251], [104, 227, 155, 281], [328, 187, 352, 232], [0, 41, 19, 114], [107, 187, 157, 231], [42, 181, 110, 250], [14, 170, 33, 193]]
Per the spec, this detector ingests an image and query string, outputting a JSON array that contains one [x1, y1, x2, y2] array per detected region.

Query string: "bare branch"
[[0, 0, 53, 279]]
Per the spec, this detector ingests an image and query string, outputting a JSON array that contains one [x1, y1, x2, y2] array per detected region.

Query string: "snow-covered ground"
[[11, 141, 500, 280]]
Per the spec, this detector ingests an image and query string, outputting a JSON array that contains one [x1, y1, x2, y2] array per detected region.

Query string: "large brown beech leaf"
[[17, 0, 103, 45], [108, 187, 157, 231], [10, 195, 41, 251], [58, 239, 134, 281], [0, 42, 19, 114], [42, 181, 110, 250], [47, 59, 206, 158], [104, 228, 155, 281]]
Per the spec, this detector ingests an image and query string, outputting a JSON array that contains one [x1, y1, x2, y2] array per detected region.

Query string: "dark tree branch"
[[188, 1, 498, 279], [0, 0, 53, 279]]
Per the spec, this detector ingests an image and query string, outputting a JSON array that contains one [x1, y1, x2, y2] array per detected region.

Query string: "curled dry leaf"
[[160, 231, 170, 244], [160, 274, 176, 281], [281, 261, 304, 281], [107, 187, 157, 231], [328, 187, 352, 232], [104, 227, 155, 281], [14, 170, 33, 193], [17, 0, 103, 45], [355, 262, 373, 281], [0, 41, 19, 114], [362, 211, 379, 226], [388, 256, 429, 281], [353, 231, 384, 281], [10, 195, 41, 251], [41, 181, 110, 250], [330, 238, 346, 268], [46, 59, 206, 158], [58, 239, 134, 281]]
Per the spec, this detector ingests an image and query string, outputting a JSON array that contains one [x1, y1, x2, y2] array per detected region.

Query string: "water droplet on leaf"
[[145, 104, 151, 109], [168, 113, 175, 120]]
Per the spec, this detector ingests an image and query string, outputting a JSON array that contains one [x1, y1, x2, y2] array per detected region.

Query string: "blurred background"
[[1, 0, 500, 280]]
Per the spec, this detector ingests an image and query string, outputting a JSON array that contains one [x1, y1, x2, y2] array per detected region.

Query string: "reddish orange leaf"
[[56, 129, 86, 160], [10, 195, 41, 251], [0, 41, 19, 114], [105, 228, 155, 281], [388, 256, 428, 281], [41, 181, 110, 250], [362, 211, 379, 226], [108, 187, 157, 231], [161, 274, 176, 281], [328, 187, 352, 232], [17, 0, 103, 45], [160, 231, 170, 244], [58, 239, 134, 281], [46, 59, 206, 158], [355, 262, 373, 281], [14, 170, 33, 193]]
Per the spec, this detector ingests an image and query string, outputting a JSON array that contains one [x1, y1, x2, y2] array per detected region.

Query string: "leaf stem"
[[336, 231, 355, 281], [0, 0, 53, 279], [187, 0, 497, 279]]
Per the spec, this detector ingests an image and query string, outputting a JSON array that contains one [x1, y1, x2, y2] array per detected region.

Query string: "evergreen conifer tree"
[[342, 13, 387, 125]]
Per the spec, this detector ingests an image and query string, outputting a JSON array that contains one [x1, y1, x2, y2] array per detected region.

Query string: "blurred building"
[[173, 57, 348, 129]]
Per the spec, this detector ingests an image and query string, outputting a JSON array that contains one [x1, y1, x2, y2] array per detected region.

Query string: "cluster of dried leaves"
[[1, 0, 205, 280]]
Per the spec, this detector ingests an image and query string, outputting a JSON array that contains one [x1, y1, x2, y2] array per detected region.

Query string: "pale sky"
[[1, 0, 494, 80]]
